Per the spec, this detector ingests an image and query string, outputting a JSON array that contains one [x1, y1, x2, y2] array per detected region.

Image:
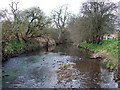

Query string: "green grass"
[[4, 39, 25, 55], [3, 39, 39, 58], [80, 39, 119, 70]]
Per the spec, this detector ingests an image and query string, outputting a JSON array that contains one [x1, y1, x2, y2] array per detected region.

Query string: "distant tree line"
[[0, 1, 118, 46], [68, 2, 118, 44]]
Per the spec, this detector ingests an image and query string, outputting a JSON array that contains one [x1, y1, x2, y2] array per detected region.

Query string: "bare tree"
[[80, 2, 117, 44], [0, 10, 4, 21], [9, 1, 20, 20], [1, 1, 21, 42], [2, 1, 51, 42], [0, 9, 12, 22], [8, 1, 21, 40], [68, 2, 117, 44], [20, 7, 51, 41], [51, 5, 71, 43]]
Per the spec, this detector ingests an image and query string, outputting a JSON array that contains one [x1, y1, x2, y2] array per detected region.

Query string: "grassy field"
[[80, 39, 119, 70]]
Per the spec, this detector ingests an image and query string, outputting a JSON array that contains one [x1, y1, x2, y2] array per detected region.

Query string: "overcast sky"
[[0, 0, 119, 15]]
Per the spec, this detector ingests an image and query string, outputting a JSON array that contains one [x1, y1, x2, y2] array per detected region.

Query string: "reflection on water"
[[53, 44, 91, 59], [2, 45, 118, 88]]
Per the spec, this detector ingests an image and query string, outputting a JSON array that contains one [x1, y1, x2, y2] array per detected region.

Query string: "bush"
[[3, 39, 25, 55]]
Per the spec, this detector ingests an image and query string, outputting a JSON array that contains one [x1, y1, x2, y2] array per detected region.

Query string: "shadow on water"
[[53, 44, 91, 59], [2, 44, 118, 88]]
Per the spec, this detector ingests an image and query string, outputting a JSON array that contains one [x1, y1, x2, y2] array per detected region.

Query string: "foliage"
[[3, 39, 39, 58], [20, 7, 51, 39], [2, 21, 15, 42], [82, 2, 117, 44], [106, 60, 114, 70], [2, 1, 119, 61], [1, 3, 51, 43], [3, 39, 25, 55], [68, 2, 117, 44], [80, 40, 118, 70]]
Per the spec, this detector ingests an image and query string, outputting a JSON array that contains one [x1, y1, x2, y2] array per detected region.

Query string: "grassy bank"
[[80, 40, 119, 70], [2, 39, 39, 61]]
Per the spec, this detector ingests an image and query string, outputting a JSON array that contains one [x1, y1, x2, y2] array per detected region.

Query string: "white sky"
[[0, 0, 119, 15]]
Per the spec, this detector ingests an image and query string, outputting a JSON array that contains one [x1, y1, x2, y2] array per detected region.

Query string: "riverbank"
[[79, 39, 120, 87], [79, 40, 118, 70], [3, 44, 118, 88], [2, 36, 56, 61], [2, 39, 39, 61]]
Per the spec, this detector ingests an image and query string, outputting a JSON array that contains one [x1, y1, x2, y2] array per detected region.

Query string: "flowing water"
[[2, 45, 118, 88]]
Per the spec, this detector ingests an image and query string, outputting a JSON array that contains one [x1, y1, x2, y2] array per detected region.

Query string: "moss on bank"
[[79, 40, 119, 70]]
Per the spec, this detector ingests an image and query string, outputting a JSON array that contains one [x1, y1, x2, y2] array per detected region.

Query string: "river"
[[2, 45, 118, 88]]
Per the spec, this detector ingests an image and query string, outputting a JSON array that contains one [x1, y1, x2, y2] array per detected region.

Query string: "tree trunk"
[[58, 30, 62, 43]]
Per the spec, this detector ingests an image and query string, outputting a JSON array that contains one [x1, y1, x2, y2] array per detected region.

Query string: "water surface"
[[2, 45, 118, 88]]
